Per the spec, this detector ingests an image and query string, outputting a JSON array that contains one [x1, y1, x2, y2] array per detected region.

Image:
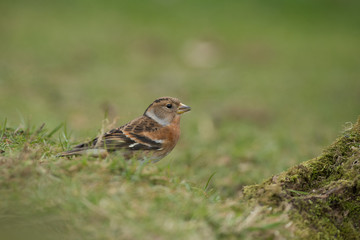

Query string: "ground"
[[1, 117, 359, 239]]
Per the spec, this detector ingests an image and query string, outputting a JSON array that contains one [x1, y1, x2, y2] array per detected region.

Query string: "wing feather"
[[59, 116, 163, 157]]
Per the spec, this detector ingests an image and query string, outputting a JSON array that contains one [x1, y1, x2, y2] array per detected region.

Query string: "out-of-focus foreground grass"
[[0, 0, 359, 239]]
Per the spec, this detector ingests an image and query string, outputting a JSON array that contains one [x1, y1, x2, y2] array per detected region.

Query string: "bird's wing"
[[60, 116, 163, 156], [97, 128, 162, 151], [101, 116, 163, 151]]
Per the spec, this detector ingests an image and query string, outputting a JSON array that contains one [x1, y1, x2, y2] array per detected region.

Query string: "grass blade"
[[0, 118, 7, 139], [204, 172, 216, 191], [47, 123, 63, 138], [287, 189, 309, 196]]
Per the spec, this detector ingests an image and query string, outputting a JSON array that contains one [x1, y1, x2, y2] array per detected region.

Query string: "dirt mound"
[[243, 117, 360, 239]]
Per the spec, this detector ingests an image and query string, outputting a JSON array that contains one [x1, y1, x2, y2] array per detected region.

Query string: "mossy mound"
[[243, 117, 360, 239]]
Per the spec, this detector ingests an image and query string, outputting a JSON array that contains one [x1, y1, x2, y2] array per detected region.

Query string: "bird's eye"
[[166, 103, 172, 108]]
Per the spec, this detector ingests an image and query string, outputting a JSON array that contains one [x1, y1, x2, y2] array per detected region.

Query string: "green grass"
[[1, 0, 360, 239], [0, 125, 293, 239]]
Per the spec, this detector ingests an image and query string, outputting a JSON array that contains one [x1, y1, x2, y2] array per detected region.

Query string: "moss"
[[243, 117, 360, 239]]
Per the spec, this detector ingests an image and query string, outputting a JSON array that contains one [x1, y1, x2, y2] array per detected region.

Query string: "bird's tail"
[[57, 148, 108, 158], [57, 149, 85, 157], [57, 140, 94, 157]]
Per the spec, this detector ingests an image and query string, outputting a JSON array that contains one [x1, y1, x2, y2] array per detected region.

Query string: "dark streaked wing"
[[60, 116, 163, 156], [99, 128, 162, 151]]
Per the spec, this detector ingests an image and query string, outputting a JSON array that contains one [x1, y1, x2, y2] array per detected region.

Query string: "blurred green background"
[[1, 0, 360, 195]]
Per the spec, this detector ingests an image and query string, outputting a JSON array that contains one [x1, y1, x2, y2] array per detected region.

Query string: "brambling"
[[59, 97, 191, 161]]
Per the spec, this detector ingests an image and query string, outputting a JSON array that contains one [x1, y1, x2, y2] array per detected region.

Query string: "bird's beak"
[[177, 103, 191, 114]]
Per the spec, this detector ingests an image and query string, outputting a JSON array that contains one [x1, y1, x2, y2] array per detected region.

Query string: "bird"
[[59, 97, 191, 161]]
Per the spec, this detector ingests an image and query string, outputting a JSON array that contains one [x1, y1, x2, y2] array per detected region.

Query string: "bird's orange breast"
[[143, 115, 181, 154]]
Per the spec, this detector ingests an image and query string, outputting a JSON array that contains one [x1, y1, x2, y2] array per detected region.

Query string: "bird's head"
[[144, 97, 191, 126]]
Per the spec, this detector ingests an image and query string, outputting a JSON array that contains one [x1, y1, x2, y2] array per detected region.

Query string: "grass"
[[1, 0, 360, 239], [0, 124, 294, 239]]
